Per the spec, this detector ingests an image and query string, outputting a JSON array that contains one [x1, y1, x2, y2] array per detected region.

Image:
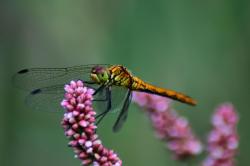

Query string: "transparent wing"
[[113, 90, 132, 132], [93, 86, 110, 114], [13, 64, 111, 91], [25, 82, 104, 112], [110, 85, 129, 112], [25, 84, 65, 112], [13, 64, 111, 112], [93, 86, 130, 129], [93, 85, 128, 114]]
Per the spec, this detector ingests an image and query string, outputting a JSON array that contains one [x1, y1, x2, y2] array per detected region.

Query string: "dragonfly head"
[[90, 66, 110, 84]]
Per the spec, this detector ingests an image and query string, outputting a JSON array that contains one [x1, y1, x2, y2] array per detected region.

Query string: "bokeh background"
[[1, 1, 250, 166]]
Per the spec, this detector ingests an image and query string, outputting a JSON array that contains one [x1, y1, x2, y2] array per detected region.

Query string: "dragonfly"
[[13, 64, 197, 132]]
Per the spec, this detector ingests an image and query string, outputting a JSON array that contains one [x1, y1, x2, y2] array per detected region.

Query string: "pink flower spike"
[[133, 91, 202, 160], [202, 103, 239, 166], [61, 80, 122, 166]]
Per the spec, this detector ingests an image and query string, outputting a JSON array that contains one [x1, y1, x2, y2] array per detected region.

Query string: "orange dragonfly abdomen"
[[132, 77, 197, 106]]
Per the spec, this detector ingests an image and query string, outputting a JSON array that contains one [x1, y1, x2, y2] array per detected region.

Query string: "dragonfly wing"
[[25, 84, 65, 112], [93, 86, 110, 114], [24, 82, 102, 112], [93, 85, 129, 127], [110, 85, 128, 112], [13, 64, 111, 91], [112, 90, 132, 132], [93, 85, 128, 114], [94, 87, 112, 125]]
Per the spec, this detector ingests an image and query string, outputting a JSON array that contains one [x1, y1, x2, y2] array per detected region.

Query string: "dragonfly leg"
[[93, 99, 106, 102], [95, 87, 111, 125], [93, 84, 105, 96], [83, 81, 96, 84], [83, 81, 98, 90]]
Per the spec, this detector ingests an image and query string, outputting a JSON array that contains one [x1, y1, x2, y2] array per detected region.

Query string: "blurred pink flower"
[[61, 80, 122, 166], [133, 92, 202, 159], [202, 103, 239, 166]]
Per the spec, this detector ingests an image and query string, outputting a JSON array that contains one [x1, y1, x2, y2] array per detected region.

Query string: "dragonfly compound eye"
[[92, 66, 105, 74], [90, 66, 109, 83]]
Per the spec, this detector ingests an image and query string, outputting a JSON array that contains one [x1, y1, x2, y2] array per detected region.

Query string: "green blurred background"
[[1, 1, 249, 166]]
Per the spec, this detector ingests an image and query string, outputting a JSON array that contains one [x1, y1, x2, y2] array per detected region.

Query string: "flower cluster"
[[61, 80, 122, 166], [202, 103, 239, 166], [133, 92, 202, 159]]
